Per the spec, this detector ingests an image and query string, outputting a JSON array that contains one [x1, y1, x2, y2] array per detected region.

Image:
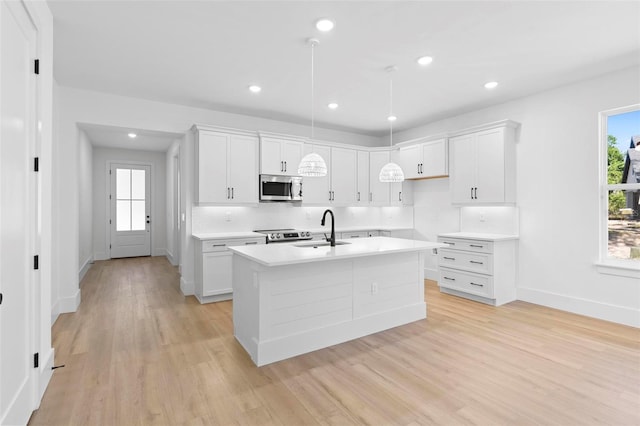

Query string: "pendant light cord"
[[311, 41, 315, 141], [389, 74, 393, 148]]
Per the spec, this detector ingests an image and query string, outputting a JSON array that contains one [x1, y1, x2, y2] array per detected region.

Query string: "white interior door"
[[0, 1, 37, 423], [110, 163, 151, 258]]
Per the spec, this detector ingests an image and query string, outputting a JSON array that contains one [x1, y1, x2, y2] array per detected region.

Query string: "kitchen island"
[[229, 237, 444, 366]]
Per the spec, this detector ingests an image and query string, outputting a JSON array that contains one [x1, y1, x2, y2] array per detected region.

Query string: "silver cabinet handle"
[[231, 187, 234, 199], [227, 187, 230, 199], [443, 256, 456, 260], [421, 163, 424, 174], [357, 191, 360, 201], [399, 191, 402, 202], [444, 241, 455, 246], [284, 161, 287, 172], [212, 244, 226, 247], [470, 282, 484, 287], [329, 191, 332, 201], [417, 164, 420, 174], [281, 161, 284, 172], [474, 187, 478, 199], [245, 241, 258, 245], [470, 244, 484, 248], [443, 276, 456, 281], [469, 260, 484, 265], [470, 187, 474, 199]]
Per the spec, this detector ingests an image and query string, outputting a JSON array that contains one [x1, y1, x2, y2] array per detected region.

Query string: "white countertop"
[[229, 236, 445, 267], [438, 232, 519, 241], [192, 231, 265, 241]]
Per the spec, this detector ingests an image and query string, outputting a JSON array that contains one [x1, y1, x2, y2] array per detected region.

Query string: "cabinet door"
[[421, 139, 448, 177], [202, 251, 233, 296], [475, 128, 505, 203], [356, 151, 369, 205], [449, 134, 477, 203], [369, 151, 391, 205], [302, 145, 331, 204], [228, 134, 258, 203], [331, 147, 357, 205], [260, 137, 284, 175], [281, 140, 303, 175], [397, 145, 421, 179], [197, 131, 229, 203]]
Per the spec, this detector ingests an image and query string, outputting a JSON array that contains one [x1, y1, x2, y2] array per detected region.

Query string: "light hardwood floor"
[[30, 256, 640, 425]]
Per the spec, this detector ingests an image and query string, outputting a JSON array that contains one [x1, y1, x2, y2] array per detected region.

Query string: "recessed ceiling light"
[[248, 85, 262, 93], [328, 102, 339, 110], [387, 115, 397, 122], [417, 56, 433, 66], [128, 133, 137, 138], [484, 81, 498, 89], [315, 18, 334, 32]]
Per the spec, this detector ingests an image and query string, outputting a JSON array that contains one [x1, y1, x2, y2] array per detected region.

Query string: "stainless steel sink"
[[293, 241, 351, 248]]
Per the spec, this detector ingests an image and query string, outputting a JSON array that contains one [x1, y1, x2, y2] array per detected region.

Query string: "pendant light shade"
[[298, 152, 328, 176], [379, 65, 404, 183], [298, 38, 327, 177], [379, 162, 405, 182]]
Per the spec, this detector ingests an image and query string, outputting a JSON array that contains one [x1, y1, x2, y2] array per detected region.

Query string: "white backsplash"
[[459, 206, 519, 235], [192, 204, 414, 234]]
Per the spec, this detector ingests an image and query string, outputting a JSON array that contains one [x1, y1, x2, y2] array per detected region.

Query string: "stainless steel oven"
[[259, 174, 303, 202]]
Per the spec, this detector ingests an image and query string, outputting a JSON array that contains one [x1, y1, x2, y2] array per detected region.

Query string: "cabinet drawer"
[[342, 231, 368, 239], [202, 238, 264, 252], [439, 268, 493, 298], [438, 249, 492, 275], [437, 237, 493, 253]]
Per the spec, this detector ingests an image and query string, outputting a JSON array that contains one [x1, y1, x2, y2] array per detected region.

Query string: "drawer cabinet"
[[437, 235, 516, 306], [195, 236, 265, 303]]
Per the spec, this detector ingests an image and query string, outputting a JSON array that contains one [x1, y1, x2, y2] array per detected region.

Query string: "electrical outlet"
[[225, 211, 231, 222], [371, 282, 378, 295]]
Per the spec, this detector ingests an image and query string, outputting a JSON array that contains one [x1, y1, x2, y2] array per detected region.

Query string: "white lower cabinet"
[[195, 236, 265, 303], [437, 235, 517, 306]]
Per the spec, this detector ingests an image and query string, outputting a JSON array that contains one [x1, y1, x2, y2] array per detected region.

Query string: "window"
[[599, 105, 640, 272], [116, 167, 146, 231]]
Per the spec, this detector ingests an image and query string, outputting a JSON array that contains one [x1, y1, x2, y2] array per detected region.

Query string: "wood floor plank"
[[29, 256, 640, 425]]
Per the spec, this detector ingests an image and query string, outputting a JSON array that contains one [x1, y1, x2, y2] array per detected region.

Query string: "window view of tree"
[[605, 108, 640, 263]]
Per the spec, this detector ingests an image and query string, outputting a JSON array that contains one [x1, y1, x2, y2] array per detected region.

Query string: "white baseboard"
[[37, 348, 54, 405], [518, 286, 640, 328], [424, 267, 439, 281], [56, 289, 81, 314], [152, 248, 166, 257], [93, 251, 108, 261], [180, 277, 194, 296], [79, 256, 93, 282], [165, 249, 177, 266]]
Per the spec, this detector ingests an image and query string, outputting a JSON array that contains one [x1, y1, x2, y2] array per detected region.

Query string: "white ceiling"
[[78, 123, 183, 151], [50, 1, 640, 137]]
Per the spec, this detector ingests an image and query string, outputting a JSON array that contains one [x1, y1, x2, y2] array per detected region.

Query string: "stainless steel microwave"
[[259, 174, 303, 202]]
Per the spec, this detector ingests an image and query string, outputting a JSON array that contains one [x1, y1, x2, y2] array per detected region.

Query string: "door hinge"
[[109, 219, 112, 224], [34, 59, 39, 75], [33, 255, 39, 270], [34, 157, 39, 172], [109, 194, 112, 200], [33, 353, 39, 368], [109, 169, 112, 175], [109, 244, 111, 249]]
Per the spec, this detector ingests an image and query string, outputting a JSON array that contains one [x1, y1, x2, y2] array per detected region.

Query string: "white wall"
[[397, 65, 640, 327], [54, 85, 382, 313], [78, 128, 93, 279], [92, 147, 167, 259], [165, 139, 181, 265]]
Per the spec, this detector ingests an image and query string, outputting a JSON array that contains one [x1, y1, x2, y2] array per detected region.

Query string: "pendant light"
[[379, 65, 405, 183], [298, 38, 328, 177]]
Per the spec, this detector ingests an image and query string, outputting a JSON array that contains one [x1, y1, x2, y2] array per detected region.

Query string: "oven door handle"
[[289, 181, 293, 199]]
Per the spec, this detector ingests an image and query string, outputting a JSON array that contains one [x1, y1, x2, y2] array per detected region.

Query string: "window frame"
[[597, 104, 640, 277]]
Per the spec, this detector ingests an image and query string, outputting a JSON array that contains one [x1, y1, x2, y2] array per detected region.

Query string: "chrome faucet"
[[321, 209, 336, 247]]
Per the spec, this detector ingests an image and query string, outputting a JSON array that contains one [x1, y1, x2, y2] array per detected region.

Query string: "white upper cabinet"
[[369, 151, 391, 205], [260, 136, 303, 176], [390, 150, 414, 206], [356, 150, 370, 205], [194, 126, 258, 204], [449, 122, 517, 205], [302, 145, 358, 205], [330, 147, 358, 205], [397, 138, 448, 179]]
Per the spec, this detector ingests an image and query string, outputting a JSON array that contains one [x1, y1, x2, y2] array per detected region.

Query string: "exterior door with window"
[[110, 164, 151, 258]]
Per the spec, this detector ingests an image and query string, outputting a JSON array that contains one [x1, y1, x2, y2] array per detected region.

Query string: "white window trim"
[[597, 104, 640, 276]]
